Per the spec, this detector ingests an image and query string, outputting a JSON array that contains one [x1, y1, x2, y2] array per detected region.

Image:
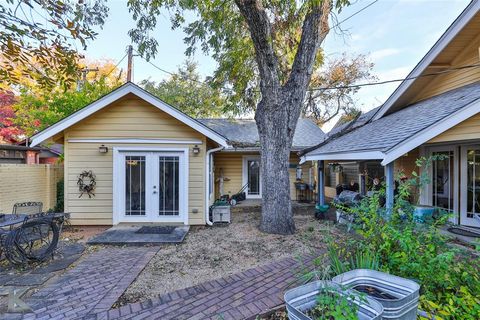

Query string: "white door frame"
[[113, 146, 189, 225], [242, 155, 262, 199], [460, 145, 480, 228], [424, 145, 459, 224]]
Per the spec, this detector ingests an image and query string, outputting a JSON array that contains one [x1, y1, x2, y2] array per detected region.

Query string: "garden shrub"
[[329, 156, 480, 319], [54, 179, 64, 212]]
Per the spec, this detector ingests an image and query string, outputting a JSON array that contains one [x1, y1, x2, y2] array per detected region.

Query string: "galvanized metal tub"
[[284, 280, 384, 320], [333, 269, 420, 320]]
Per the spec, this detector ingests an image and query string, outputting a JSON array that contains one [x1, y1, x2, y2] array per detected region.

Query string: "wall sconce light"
[[192, 145, 200, 155], [99, 145, 109, 153]]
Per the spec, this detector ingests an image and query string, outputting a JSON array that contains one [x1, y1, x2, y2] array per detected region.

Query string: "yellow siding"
[[64, 95, 207, 225], [413, 35, 480, 102], [0, 164, 63, 213], [428, 113, 480, 143], [212, 152, 310, 200]]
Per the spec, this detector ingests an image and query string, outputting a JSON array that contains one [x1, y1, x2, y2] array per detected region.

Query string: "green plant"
[[337, 181, 480, 319], [54, 179, 64, 212], [307, 289, 360, 320]]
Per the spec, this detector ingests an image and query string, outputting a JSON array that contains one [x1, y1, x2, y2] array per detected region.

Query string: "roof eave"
[[372, 0, 480, 121], [30, 82, 229, 148]]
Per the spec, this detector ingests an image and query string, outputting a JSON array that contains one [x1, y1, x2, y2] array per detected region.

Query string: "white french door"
[[425, 146, 458, 224], [460, 146, 480, 228], [114, 149, 188, 224], [242, 156, 261, 199]]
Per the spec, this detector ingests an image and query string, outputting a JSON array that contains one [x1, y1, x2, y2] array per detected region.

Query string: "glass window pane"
[[248, 160, 260, 195], [159, 156, 180, 216], [432, 151, 454, 212], [125, 156, 146, 216], [467, 149, 480, 218]]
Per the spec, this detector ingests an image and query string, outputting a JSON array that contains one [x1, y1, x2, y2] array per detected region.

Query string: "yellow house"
[[302, 0, 480, 229], [30, 84, 324, 226]]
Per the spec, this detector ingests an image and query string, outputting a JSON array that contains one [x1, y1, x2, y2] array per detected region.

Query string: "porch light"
[[192, 145, 200, 155], [98, 145, 109, 153]]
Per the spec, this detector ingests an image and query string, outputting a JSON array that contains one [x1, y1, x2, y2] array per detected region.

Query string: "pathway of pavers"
[[20, 246, 158, 320], [104, 254, 316, 320]]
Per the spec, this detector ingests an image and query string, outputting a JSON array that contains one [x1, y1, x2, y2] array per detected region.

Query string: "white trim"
[[30, 82, 229, 147], [112, 146, 189, 225], [460, 144, 480, 228], [301, 151, 385, 163], [205, 146, 224, 225], [68, 138, 203, 145], [373, 0, 480, 121], [381, 99, 480, 165], [242, 155, 262, 199]]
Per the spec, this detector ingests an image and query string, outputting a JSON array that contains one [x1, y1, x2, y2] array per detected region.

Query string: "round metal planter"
[[333, 269, 420, 320], [284, 280, 384, 320]]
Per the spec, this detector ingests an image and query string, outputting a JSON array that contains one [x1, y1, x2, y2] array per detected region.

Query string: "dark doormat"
[[136, 226, 176, 234], [447, 227, 480, 238]]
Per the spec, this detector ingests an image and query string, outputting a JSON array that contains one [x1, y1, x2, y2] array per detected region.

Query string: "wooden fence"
[[0, 164, 64, 213]]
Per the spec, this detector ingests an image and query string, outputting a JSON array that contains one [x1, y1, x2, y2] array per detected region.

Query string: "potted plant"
[[284, 280, 383, 320]]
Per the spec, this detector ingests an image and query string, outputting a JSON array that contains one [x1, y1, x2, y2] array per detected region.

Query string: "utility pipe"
[[205, 146, 224, 225]]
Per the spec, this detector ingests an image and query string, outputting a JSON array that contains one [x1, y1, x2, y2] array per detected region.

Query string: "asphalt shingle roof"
[[198, 118, 325, 149], [307, 81, 480, 156]]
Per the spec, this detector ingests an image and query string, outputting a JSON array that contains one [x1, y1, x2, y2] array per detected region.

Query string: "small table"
[[0, 214, 27, 229]]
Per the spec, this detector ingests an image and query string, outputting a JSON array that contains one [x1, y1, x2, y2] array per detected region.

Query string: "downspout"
[[205, 146, 225, 226]]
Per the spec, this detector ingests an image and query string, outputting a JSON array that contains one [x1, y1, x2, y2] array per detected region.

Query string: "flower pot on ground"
[[284, 280, 383, 320], [412, 205, 435, 223], [333, 269, 420, 320]]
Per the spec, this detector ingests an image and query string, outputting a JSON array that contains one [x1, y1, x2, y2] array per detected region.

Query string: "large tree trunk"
[[256, 95, 295, 234], [236, 0, 331, 235]]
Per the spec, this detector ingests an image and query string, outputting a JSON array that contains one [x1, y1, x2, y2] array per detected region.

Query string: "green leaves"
[[139, 60, 227, 118], [0, 0, 108, 89]]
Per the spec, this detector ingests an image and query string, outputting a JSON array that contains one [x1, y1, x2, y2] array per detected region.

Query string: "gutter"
[[205, 146, 225, 226]]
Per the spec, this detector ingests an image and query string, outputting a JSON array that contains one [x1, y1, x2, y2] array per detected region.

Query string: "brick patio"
[[19, 246, 158, 320], [4, 246, 319, 320], [103, 254, 315, 320]]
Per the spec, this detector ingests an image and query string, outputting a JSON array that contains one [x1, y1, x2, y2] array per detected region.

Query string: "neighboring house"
[[302, 0, 480, 229], [30, 83, 324, 226], [0, 143, 60, 164]]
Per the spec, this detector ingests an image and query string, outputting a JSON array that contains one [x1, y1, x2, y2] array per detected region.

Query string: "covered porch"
[[306, 141, 480, 230]]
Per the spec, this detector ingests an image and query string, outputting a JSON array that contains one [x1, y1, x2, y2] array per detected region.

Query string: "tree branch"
[[284, 1, 331, 97], [234, 0, 280, 93]]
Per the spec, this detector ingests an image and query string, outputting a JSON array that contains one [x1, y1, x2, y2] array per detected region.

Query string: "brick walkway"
[[21, 246, 158, 320], [103, 255, 315, 320]]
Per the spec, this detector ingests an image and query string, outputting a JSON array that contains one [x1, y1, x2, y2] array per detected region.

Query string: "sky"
[[81, 0, 470, 130]]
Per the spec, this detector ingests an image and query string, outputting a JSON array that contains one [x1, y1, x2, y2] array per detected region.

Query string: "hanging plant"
[[77, 170, 96, 198]]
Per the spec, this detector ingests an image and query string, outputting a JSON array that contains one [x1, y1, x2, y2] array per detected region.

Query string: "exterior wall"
[[428, 113, 480, 144], [394, 148, 420, 177], [64, 95, 207, 225], [0, 164, 63, 213], [413, 35, 480, 102], [212, 152, 310, 200]]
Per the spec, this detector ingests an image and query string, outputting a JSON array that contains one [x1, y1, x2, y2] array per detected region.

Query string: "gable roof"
[[198, 118, 325, 150], [372, 0, 480, 121], [30, 82, 229, 147], [303, 81, 480, 165]]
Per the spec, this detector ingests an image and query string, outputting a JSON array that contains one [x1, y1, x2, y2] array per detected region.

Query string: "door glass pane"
[[248, 160, 260, 195], [467, 149, 480, 218], [125, 156, 146, 216], [432, 151, 454, 212], [159, 156, 180, 216]]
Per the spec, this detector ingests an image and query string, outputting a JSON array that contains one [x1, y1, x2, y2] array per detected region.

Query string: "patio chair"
[[12, 202, 43, 216]]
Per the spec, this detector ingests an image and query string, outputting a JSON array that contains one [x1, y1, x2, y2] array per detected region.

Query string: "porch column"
[[384, 161, 395, 217], [317, 160, 325, 205]]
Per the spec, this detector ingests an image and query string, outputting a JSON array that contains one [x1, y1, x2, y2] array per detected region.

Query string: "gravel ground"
[[120, 210, 343, 304]]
